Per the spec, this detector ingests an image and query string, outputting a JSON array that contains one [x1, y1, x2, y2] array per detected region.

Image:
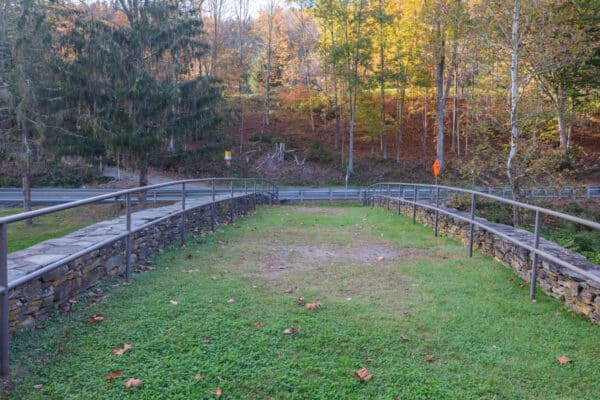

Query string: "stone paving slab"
[[6, 194, 239, 286]]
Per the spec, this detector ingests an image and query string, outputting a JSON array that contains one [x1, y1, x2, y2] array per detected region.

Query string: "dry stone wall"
[[373, 196, 600, 325], [8, 194, 269, 331]]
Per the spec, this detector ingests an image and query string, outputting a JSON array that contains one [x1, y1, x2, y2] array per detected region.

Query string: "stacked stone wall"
[[374, 196, 600, 325], [8, 194, 268, 330]]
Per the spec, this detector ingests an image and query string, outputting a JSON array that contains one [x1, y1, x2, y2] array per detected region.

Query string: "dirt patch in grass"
[[258, 242, 430, 277], [289, 206, 355, 216]]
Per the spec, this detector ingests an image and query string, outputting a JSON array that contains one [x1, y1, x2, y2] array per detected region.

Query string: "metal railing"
[[365, 182, 600, 296], [0, 178, 277, 377]]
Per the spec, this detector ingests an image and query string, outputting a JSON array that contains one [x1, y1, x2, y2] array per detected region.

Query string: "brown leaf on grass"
[[354, 367, 372, 382], [227, 298, 236, 304], [203, 338, 211, 344], [181, 269, 200, 274], [112, 344, 132, 356], [376, 256, 384, 262], [426, 354, 434, 362], [283, 286, 297, 294], [283, 326, 298, 335], [254, 321, 263, 329], [557, 355, 572, 365], [401, 311, 412, 317], [305, 301, 321, 310], [186, 254, 193, 259], [214, 387, 222, 397], [104, 370, 124, 380], [400, 335, 409, 342], [296, 296, 305, 306], [87, 314, 104, 323], [125, 378, 144, 389], [122, 281, 133, 286], [194, 373, 202, 380], [34, 384, 43, 390], [170, 300, 179, 305]]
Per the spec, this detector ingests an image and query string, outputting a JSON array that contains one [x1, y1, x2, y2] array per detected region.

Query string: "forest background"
[[1, 0, 599, 209]]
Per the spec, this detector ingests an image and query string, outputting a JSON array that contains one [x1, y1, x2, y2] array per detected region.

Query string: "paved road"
[[0, 185, 599, 206]]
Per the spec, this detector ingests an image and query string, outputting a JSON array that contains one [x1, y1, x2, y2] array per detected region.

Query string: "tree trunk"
[[396, 86, 405, 164], [507, 0, 521, 226], [138, 153, 149, 210], [556, 86, 568, 149]]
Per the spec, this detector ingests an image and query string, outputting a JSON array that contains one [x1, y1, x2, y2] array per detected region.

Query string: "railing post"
[[468, 192, 476, 258], [434, 186, 440, 237], [230, 180, 235, 223], [300, 190, 304, 202], [387, 184, 391, 210], [397, 186, 401, 215], [181, 183, 186, 246], [329, 188, 333, 201], [1, 222, 9, 377], [412, 185, 418, 224], [530, 210, 541, 299], [125, 193, 132, 282], [211, 179, 216, 232]]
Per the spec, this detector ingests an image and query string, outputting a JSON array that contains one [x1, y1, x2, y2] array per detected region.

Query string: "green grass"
[[3, 205, 600, 399], [1, 204, 161, 253]]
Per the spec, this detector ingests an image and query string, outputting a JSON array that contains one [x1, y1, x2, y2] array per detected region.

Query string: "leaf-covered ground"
[[4, 205, 600, 399]]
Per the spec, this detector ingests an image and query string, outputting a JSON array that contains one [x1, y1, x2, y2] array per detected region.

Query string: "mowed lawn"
[[4, 205, 600, 399]]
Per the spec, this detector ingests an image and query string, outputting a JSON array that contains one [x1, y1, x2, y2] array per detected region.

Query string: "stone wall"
[[8, 194, 269, 331], [373, 196, 600, 325]]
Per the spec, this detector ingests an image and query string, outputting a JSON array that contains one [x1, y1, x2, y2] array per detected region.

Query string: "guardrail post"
[[243, 181, 248, 214], [300, 190, 304, 202], [153, 191, 157, 204], [1, 222, 9, 377], [468, 192, 476, 258], [230, 180, 235, 223], [412, 185, 418, 224], [434, 186, 440, 236], [530, 210, 541, 299], [125, 193, 132, 282], [329, 188, 333, 201], [211, 179, 216, 232], [397, 186, 401, 215], [252, 181, 257, 210], [181, 183, 186, 246]]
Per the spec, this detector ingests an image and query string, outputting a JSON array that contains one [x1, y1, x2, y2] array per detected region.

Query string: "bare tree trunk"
[[451, 69, 458, 153], [507, 0, 521, 226], [261, 0, 276, 141], [396, 86, 405, 164], [138, 153, 149, 210], [422, 88, 428, 155]]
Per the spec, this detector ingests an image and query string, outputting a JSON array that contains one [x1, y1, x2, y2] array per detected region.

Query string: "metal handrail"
[[365, 182, 600, 295], [0, 177, 277, 376]]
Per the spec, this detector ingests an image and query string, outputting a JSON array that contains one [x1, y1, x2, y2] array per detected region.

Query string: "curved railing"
[[0, 177, 277, 376], [364, 182, 600, 292]]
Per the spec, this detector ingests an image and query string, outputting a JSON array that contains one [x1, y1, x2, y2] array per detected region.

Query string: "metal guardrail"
[[0, 178, 278, 377], [365, 182, 600, 297]]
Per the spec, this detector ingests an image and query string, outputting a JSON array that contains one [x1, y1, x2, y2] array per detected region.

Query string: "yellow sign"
[[224, 151, 232, 160]]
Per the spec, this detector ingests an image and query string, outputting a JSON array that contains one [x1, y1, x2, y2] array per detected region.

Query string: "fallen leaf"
[[254, 321, 263, 329], [354, 367, 372, 382], [401, 335, 409, 342], [283, 326, 298, 335], [426, 354, 434, 362], [296, 296, 305, 306], [376, 256, 384, 262], [203, 338, 211, 344], [366, 357, 373, 363], [227, 298, 236, 304], [401, 311, 412, 317], [34, 325, 46, 330], [214, 387, 222, 397], [305, 301, 321, 310], [186, 254, 193, 259], [34, 384, 43, 390], [104, 370, 124, 380], [122, 281, 133, 286], [125, 378, 144, 389], [112, 344, 132, 355], [60, 303, 72, 313], [87, 314, 104, 323], [170, 300, 179, 305], [557, 355, 572, 365], [194, 373, 202, 380], [284, 286, 297, 294]]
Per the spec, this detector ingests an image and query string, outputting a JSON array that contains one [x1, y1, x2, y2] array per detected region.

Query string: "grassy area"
[[1, 203, 167, 253], [3, 205, 600, 399]]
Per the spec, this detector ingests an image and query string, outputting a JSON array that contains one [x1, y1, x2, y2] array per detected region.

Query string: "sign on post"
[[432, 158, 440, 178], [224, 151, 232, 167]]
